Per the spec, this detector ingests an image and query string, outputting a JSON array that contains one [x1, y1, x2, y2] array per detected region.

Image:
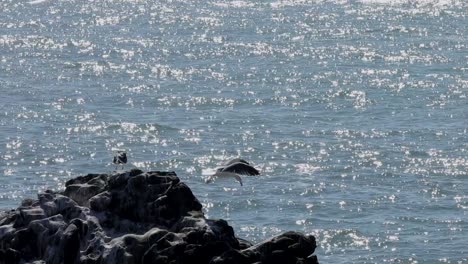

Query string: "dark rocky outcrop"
[[0, 169, 318, 264]]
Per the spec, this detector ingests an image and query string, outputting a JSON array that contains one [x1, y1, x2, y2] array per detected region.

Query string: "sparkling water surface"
[[1, 0, 467, 262]]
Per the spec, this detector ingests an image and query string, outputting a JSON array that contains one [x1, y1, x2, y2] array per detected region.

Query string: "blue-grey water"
[[1, 0, 467, 262]]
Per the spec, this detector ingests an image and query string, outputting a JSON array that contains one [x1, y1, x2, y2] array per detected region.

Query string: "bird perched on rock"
[[206, 158, 260, 186], [113, 151, 127, 170]]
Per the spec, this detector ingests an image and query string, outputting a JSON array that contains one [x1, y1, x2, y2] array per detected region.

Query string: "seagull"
[[206, 158, 260, 186], [113, 151, 127, 170]]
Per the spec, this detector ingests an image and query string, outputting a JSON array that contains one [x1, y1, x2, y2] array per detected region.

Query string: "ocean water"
[[1, 0, 467, 262]]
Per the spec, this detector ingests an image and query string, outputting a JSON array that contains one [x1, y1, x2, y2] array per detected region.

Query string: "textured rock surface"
[[0, 169, 318, 264]]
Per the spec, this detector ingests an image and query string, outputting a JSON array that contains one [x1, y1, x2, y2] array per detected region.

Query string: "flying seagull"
[[113, 151, 127, 170], [206, 158, 260, 186]]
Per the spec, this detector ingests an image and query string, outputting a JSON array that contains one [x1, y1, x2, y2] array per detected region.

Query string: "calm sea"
[[1, 0, 467, 262]]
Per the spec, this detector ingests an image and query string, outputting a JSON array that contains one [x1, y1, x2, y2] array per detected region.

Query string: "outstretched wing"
[[223, 158, 250, 166], [222, 162, 260, 176], [206, 173, 244, 186]]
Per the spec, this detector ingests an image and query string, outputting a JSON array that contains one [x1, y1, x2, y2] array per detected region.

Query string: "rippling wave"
[[1, 0, 467, 262]]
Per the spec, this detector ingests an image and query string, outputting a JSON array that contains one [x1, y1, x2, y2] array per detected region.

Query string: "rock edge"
[[0, 169, 318, 264]]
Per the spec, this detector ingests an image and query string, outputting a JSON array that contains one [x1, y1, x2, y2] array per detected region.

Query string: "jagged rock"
[[0, 170, 318, 264]]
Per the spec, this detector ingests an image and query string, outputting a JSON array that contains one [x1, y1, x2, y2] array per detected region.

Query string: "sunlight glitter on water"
[[1, 0, 467, 262]]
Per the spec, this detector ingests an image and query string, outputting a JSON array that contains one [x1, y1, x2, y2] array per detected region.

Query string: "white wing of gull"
[[206, 161, 260, 186]]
